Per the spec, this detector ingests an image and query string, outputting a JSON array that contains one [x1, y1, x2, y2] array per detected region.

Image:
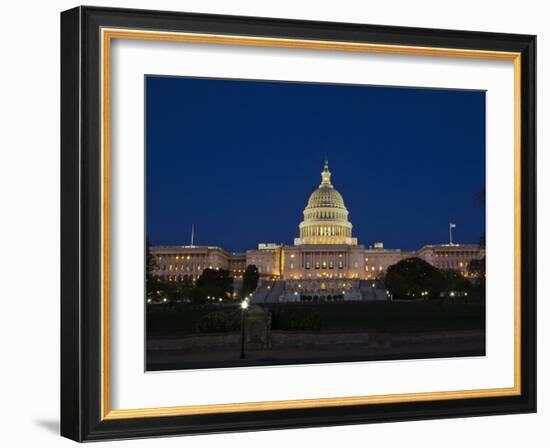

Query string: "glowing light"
[[241, 300, 249, 310]]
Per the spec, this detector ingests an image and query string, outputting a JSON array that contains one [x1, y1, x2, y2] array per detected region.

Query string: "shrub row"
[[271, 307, 322, 331], [195, 309, 241, 333]]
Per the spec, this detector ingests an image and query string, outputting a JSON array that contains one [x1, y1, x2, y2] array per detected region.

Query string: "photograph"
[[145, 76, 487, 371]]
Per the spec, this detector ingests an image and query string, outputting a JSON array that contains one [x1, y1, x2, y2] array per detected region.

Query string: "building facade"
[[150, 246, 246, 282], [150, 161, 485, 302]]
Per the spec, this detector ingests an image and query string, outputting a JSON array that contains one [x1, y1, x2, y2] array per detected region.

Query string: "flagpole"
[[449, 223, 456, 245], [191, 224, 194, 247]]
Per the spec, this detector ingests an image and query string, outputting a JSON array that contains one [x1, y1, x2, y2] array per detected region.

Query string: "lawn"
[[147, 301, 485, 337], [269, 301, 485, 333]]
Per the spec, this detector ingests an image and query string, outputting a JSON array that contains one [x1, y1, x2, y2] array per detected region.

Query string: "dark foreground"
[[146, 301, 485, 371]]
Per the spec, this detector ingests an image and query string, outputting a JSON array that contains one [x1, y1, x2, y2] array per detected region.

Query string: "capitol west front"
[[151, 162, 484, 302]]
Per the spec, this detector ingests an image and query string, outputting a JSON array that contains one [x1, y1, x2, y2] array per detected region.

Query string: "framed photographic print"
[[60, 6, 536, 441]]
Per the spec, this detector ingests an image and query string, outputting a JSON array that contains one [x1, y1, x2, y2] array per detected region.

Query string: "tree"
[[242, 264, 259, 297], [440, 269, 471, 296], [162, 277, 195, 302], [468, 257, 485, 279], [475, 187, 486, 249], [196, 268, 233, 300], [468, 257, 486, 300], [145, 238, 162, 301], [479, 232, 486, 248], [384, 257, 445, 300]]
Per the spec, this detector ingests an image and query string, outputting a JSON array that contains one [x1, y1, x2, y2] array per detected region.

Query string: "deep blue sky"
[[146, 76, 485, 252]]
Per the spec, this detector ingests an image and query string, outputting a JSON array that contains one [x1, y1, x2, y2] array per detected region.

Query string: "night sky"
[[146, 76, 485, 253]]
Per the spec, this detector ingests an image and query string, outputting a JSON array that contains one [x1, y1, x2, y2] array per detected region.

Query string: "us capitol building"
[[151, 161, 484, 303]]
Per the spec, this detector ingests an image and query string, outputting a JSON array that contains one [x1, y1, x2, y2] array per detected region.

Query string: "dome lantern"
[[320, 159, 332, 186]]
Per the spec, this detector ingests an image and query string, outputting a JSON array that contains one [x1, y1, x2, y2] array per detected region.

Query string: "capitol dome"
[[295, 161, 357, 246], [306, 182, 346, 209]]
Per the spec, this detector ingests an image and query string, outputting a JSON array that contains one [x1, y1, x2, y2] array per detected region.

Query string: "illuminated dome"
[[306, 182, 345, 209], [295, 161, 357, 245]]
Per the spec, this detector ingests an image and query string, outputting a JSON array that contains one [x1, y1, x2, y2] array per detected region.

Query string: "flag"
[[450, 223, 456, 228]]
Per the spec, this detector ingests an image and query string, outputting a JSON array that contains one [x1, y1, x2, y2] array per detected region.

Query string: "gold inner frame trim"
[[100, 27, 522, 420]]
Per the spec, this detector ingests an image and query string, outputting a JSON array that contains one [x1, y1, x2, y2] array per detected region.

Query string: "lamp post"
[[240, 299, 249, 359]]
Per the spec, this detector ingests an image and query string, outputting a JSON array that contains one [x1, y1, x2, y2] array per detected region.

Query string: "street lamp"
[[240, 299, 249, 359]]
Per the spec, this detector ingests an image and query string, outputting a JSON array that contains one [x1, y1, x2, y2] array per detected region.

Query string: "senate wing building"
[[150, 161, 484, 303]]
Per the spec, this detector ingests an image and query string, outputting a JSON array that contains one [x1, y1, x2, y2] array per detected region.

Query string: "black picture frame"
[[61, 5, 536, 442]]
